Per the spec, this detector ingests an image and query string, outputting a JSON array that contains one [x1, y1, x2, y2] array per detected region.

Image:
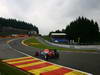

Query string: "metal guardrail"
[[37, 36, 100, 51]]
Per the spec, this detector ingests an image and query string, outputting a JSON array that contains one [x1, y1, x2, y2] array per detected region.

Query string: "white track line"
[[21, 40, 29, 47], [30, 56, 93, 75], [7, 38, 93, 75], [21, 39, 93, 75], [6, 39, 31, 57]]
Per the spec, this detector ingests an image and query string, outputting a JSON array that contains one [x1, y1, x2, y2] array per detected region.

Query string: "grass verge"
[[42, 36, 51, 41], [23, 36, 96, 52], [0, 59, 30, 75]]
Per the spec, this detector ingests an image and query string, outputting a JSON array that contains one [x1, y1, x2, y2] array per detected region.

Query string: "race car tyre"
[[55, 52, 59, 58], [44, 55, 48, 60], [34, 51, 39, 56]]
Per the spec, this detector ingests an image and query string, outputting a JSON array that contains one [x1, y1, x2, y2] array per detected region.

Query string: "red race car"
[[35, 49, 59, 60]]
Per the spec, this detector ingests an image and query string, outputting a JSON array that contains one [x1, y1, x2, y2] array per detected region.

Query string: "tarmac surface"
[[0, 38, 26, 59], [0, 38, 100, 75]]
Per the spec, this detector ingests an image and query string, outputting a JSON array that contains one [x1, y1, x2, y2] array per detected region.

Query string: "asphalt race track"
[[0, 38, 100, 75], [0, 38, 26, 59]]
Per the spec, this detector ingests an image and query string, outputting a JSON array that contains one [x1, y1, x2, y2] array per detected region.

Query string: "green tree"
[[0, 17, 39, 35], [65, 16, 99, 43]]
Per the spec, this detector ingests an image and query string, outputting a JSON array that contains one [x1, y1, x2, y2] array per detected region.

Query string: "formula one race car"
[[34, 49, 59, 60]]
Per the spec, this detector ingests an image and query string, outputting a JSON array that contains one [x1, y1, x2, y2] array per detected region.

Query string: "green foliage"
[[65, 16, 99, 43], [0, 17, 39, 35], [24, 37, 96, 52], [42, 36, 51, 41]]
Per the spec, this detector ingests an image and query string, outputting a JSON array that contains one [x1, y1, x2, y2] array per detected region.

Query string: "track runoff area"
[[2, 56, 92, 75]]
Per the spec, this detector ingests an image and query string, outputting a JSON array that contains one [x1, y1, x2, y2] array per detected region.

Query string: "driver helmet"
[[43, 49, 49, 53]]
